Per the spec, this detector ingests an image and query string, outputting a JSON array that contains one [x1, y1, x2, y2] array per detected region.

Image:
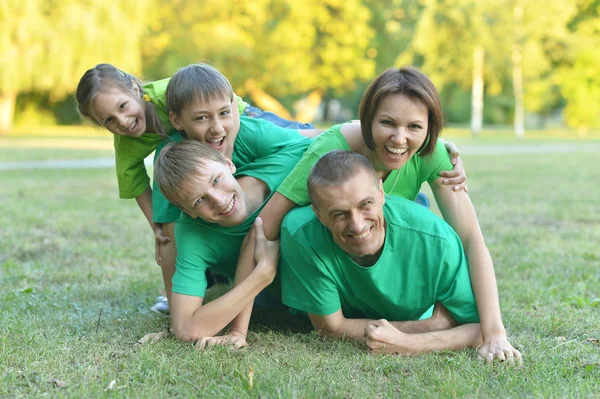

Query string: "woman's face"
[[369, 93, 429, 173], [92, 86, 147, 137]]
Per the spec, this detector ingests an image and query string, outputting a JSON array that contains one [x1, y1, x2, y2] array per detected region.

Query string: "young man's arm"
[[170, 219, 278, 342]]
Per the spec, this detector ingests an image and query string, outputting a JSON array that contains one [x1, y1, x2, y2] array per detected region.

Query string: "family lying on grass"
[[76, 62, 522, 364]]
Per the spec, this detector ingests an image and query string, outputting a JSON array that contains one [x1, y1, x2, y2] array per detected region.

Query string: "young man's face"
[[177, 159, 248, 227], [170, 95, 241, 159], [313, 171, 386, 263]]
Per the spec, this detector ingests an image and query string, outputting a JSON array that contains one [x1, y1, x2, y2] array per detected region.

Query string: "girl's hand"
[[154, 226, 172, 266], [252, 217, 280, 283], [194, 330, 248, 350], [439, 140, 468, 192]]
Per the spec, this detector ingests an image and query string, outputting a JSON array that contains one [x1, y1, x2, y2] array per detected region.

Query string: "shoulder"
[[281, 206, 322, 239]]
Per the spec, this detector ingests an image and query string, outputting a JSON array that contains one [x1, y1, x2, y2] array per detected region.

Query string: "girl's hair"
[[76, 63, 166, 137], [359, 67, 443, 157], [154, 139, 227, 207], [166, 63, 234, 116]]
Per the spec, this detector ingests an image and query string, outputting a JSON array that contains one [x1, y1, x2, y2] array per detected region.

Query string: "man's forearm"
[[227, 236, 259, 337], [392, 323, 482, 355], [316, 317, 439, 341]]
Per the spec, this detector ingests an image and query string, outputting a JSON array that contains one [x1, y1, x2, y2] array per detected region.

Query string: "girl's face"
[[369, 93, 429, 174], [92, 85, 147, 138]]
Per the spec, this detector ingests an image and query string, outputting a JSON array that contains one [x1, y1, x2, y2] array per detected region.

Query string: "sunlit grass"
[[1, 142, 599, 397]]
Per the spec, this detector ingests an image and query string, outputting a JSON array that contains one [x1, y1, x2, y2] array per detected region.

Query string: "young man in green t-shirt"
[[280, 150, 493, 357]]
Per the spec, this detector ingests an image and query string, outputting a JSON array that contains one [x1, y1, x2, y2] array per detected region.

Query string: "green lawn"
[[1, 140, 599, 397]]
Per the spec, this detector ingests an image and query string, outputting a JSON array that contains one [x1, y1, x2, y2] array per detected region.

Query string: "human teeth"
[[221, 197, 234, 214], [386, 146, 408, 155], [352, 229, 370, 239], [208, 137, 224, 143], [128, 119, 138, 132]]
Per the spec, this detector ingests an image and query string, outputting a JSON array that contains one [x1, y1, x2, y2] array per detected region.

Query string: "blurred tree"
[[0, 0, 149, 133], [557, 0, 600, 133], [143, 0, 375, 122]]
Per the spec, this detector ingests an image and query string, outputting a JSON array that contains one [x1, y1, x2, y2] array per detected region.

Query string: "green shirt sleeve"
[[419, 138, 454, 183], [172, 217, 212, 298], [280, 210, 341, 316], [276, 124, 350, 205], [435, 237, 480, 324]]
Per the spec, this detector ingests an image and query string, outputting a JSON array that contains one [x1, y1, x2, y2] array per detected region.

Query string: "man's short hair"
[[166, 63, 234, 116], [307, 150, 380, 208], [154, 139, 227, 207]]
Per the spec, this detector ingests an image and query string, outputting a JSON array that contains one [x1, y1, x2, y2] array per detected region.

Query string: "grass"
[[1, 136, 600, 397]]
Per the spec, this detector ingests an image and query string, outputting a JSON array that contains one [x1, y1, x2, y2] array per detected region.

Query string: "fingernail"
[[443, 179, 448, 184]]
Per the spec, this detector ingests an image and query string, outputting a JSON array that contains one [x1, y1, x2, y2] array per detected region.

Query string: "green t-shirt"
[[113, 76, 249, 199], [280, 197, 480, 324], [277, 122, 453, 205], [172, 117, 311, 298]]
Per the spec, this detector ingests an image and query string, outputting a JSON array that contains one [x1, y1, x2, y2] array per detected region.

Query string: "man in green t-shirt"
[[280, 150, 483, 356]]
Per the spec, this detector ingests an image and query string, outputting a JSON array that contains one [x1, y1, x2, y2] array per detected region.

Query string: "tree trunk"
[[512, 4, 525, 138], [244, 80, 293, 120], [295, 89, 323, 123], [0, 92, 16, 135], [471, 46, 484, 136]]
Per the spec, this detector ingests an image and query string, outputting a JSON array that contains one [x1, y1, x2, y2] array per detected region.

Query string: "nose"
[[206, 189, 228, 209], [116, 115, 129, 129], [391, 127, 407, 145], [211, 118, 225, 134], [347, 211, 366, 234]]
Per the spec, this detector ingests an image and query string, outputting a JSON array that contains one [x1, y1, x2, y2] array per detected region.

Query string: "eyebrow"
[[328, 196, 375, 215], [189, 104, 231, 115]]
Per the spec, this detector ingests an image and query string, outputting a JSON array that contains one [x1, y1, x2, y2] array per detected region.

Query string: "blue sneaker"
[[151, 296, 169, 314], [415, 192, 430, 209]]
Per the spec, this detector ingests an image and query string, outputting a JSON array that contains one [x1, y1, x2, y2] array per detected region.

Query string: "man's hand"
[[194, 330, 248, 350], [477, 334, 523, 366], [439, 140, 468, 192], [154, 226, 172, 266], [252, 217, 280, 283], [364, 319, 415, 355]]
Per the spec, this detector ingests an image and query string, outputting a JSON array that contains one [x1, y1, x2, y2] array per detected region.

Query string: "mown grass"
[[1, 140, 599, 398]]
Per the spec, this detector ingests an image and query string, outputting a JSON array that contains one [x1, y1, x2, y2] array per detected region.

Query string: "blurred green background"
[[1, 0, 599, 136]]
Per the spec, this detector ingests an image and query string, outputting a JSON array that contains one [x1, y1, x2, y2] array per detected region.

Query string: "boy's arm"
[[135, 186, 171, 265], [429, 178, 522, 363], [170, 218, 279, 342]]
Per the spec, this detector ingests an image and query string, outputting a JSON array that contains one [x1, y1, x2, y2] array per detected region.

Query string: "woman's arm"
[[135, 186, 171, 265], [429, 179, 522, 363], [258, 192, 298, 240]]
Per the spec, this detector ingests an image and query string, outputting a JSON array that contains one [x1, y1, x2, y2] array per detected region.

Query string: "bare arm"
[[258, 192, 297, 240], [170, 218, 279, 342], [135, 186, 171, 264], [296, 129, 324, 139], [429, 178, 521, 362], [308, 307, 453, 342]]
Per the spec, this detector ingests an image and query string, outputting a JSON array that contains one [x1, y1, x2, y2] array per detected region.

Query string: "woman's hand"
[[439, 140, 468, 192]]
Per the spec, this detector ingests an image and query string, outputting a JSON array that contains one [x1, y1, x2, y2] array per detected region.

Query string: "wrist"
[[481, 323, 506, 340], [254, 260, 277, 283], [229, 327, 246, 337]]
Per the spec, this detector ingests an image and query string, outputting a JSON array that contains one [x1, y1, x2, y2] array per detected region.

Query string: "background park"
[[1, 0, 599, 397]]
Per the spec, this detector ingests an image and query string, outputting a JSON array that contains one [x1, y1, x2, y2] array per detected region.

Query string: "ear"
[[311, 204, 324, 224], [224, 156, 237, 174], [169, 111, 184, 131], [131, 82, 141, 97]]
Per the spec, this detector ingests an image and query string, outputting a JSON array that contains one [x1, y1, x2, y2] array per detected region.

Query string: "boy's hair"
[[166, 63, 234, 116], [307, 150, 380, 208], [359, 66, 443, 157], [76, 63, 166, 137], [154, 139, 228, 207]]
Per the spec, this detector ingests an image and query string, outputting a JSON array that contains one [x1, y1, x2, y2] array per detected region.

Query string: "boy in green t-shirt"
[[280, 150, 520, 362]]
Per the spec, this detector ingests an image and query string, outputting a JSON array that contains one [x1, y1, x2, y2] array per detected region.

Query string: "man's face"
[[313, 172, 386, 262], [177, 159, 248, 227], [170, 95, 241, 159]]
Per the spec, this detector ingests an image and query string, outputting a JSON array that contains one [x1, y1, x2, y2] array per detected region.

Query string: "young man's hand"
[[252, 217, 280, 283], [477, 334, 523, 366], [439, 140, 468, 192], [194, 330, 248, 350], [364, 319, 414, 355], [153, 226, 172, 265]]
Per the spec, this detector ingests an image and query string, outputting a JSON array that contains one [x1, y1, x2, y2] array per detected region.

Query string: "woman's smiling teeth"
[[219, 196, 235, 215], [385, 145, 408, 156]]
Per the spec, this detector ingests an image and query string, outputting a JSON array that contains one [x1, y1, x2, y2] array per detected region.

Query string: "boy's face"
[[177, 159, 248, 227], [170, 95, 241, 159]]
